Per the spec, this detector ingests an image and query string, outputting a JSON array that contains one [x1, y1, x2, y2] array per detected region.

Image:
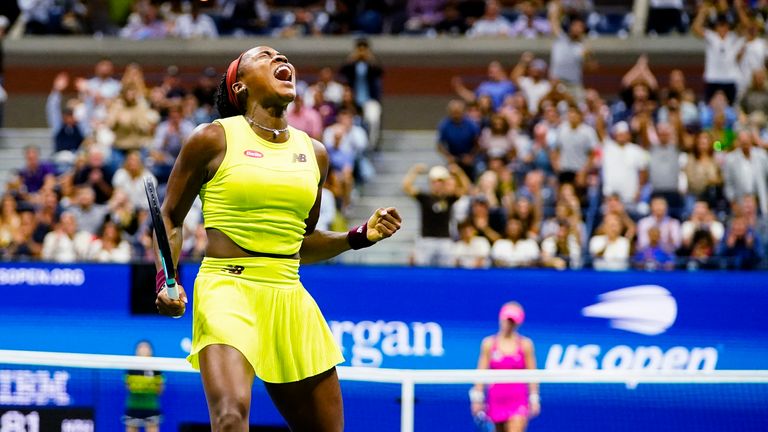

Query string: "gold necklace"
[[244, 116, 289, 140]]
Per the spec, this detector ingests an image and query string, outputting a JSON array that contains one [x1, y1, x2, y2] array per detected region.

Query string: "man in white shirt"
[[723, 130, 768, 216], [692, 3, 748, 104], [452, 221, 491, 269], [601, 121, 649, 212], [738, 21, 767, 99], [589, 213, 630, 271], [41, 212, 92, 263], [491, 218, 540, 267], [511, 53, 552, 114], [467, 0, 513, 37], [173, 2, 219, 39]]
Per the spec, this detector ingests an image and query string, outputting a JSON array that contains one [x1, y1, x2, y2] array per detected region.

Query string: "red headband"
[[226, 52, 245, 109]]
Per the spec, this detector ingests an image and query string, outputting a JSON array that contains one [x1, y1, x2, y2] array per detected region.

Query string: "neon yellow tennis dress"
[[186, 115, 344, 383]]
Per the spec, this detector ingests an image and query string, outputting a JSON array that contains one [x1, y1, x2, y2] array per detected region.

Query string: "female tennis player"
[[153, 46, 402, 431], [470, 302, 540, 432]]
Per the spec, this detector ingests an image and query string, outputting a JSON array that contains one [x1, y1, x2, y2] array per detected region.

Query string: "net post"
[[400, 376, 415, 432]]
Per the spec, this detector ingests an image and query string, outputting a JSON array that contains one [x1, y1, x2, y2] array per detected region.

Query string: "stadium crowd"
[[1, 0, 767, 272], [406, 0, 768, 271], [0, 38, 381, 263]]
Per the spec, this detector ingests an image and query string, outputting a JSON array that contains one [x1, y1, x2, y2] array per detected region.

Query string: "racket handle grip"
[[166, 278, 179, 300]]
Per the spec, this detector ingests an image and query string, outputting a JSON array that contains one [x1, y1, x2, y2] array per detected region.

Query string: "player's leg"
[[145, 424, 159, 432], [504, 415, 527, 432], [264, 367, 343, 432], [199, 344, 255, 431]]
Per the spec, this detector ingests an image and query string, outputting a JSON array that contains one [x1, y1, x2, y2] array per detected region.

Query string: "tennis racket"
[[144, 177, 179, 300]]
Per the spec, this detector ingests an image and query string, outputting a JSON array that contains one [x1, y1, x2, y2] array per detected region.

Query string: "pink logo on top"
[[244, 150, 264, 158]]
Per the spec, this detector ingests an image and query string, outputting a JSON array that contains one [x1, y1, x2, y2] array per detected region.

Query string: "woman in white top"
[[491, 218, 540, 268], [589, 213, 630, 271], [479, 114, 516, 160], [452, 221, 491, 269], [112, 151, 157, 211], [88, 219, 131, 263]]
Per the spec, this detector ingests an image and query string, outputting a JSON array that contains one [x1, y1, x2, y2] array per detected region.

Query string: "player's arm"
[[155, 123, 224, 316], [470, 337, 493, 413], [300, 139, 402, 264], [522, 337, 541, 416]]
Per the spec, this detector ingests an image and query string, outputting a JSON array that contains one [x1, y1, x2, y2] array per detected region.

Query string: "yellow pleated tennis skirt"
[[186, 256, 344, 383]]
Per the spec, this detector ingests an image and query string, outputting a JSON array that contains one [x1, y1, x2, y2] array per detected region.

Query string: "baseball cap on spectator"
[[612, 121, 630, 135], [428, 166, 450, 181], [499, 303, 525, 324], [530, 59, 547, 71]]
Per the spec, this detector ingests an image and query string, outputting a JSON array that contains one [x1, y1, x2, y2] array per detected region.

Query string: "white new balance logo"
[[581, 285, 677, 336]]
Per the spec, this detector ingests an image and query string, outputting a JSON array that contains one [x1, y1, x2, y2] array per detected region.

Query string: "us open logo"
[[244, 150, 264, 158]]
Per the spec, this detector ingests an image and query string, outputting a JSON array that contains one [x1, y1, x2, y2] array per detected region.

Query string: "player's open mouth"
[[274, 64, 293, 82]]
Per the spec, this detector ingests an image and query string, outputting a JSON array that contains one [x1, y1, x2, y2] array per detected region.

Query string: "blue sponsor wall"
[[0, 263, 766, 431]]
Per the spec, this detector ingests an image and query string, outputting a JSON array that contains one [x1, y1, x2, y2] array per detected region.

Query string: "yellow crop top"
[[200, 116, 320, 255]]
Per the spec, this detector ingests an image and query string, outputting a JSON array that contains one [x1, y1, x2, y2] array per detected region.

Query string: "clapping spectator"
[[113, 151, 157, 211], [597, 194, 637, 241], [479, 114, 516, 161], [636, 196, 681, 253], [67, 187, 109, 235], [589, 213, 631, 270], [451, 220, 491, 268], [681, 200, 725, 250], [5, 210, 42, 260], [601, 122, 649, 214], [73, 148, 114, 205], [403, 163, 467, 266], [41, 212, 92, 263], [467, 0, 513, 37], [719, 215, 762, 269], [107, 85, 160, 154], [511, 53, 552, 114], [437, 100, 480, 179], [491, 218, 541, 268]]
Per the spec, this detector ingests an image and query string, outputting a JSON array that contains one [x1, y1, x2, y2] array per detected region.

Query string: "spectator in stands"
[[287, 93, 323, 140], [551, 104, 598, 189], [158, 65, 188, 102], [681, 200, 724, 250], [467, 0, 512, 37], [737, 11, 766, 99], [491, 218, 540, 268], [87, 219, 131, 263], [192, 66, 219, 123], [68, 186, 109, 235], [0, 194, 19, 249], [684, 132, 722, 209], [647, 122, 684, 218], [597, 193, 636, 241], [185, 224, 208, 261], [107, 84, 160, 155], [47, 72, 85, 160], [82, 59, 121, 121], [741, 69, 768, 116], [511, 53, 551, 115], [306, 66, 345, 108], [17, 145, 55, 196], [681, 229, 719, 270], [691, 1, 748, 104], [33, 188, 58, 244], [437, 100, 480, 179], [601, 122, 649, 213], [323, 109, 370, 207], [720, 215, 762, 269], [453, 61, 515, 111], [73, 148, 114, 205], [41, 211, 91, 262], [467, 195, 505, 244], [589, 213, 630, 271], [434, 1, 469, 35], [646, 0, 686, 35], [510, 193, 541, 239], [403, 163, 467, 266], [479, 114, 515, 161], [404, 0, 445, 33], [723, 130, 768, 216], [633, 226, 675, 270], [451, 220, 491, 268], [339, 38, 383, 146], [548, 0, 595, 102], [149, 103, 195, 183], [700, 90, 737, 132], [172, 0, 218, 39], [541, 219, 582, 270], [120, 1, 168, 40], [509, 0, 550, 38], [5, 209, 41, 260], [113, 151, 156, 211], [636, 196, 681, 253]]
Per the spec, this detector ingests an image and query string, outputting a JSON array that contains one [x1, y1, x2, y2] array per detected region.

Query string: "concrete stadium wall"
[[4, 36, 707, 129]]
